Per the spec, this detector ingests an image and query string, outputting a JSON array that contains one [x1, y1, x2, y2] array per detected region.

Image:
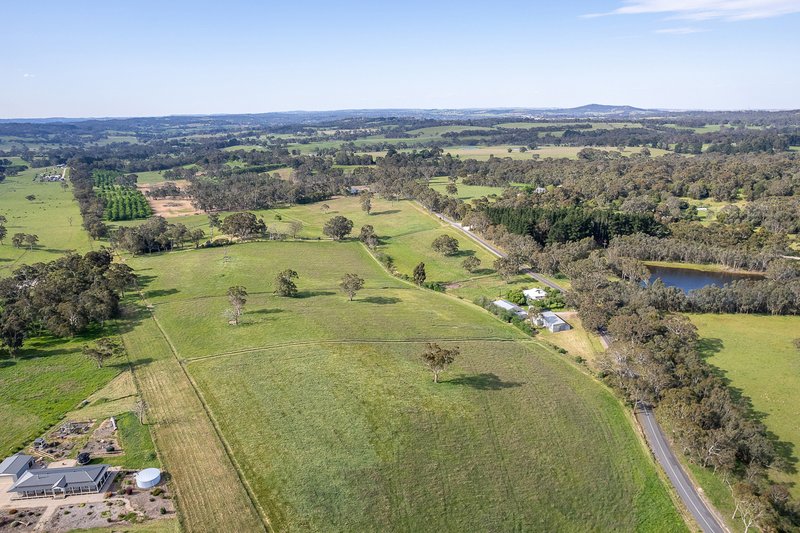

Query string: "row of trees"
[[0, 250, 136, 355], [113, 217, 205, 254], [558, 256, 800, 531]]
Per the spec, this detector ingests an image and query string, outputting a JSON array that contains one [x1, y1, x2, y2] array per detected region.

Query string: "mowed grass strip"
[[689, 313, 800, 497], [122, 307, 267, 532], [189, 341, 686, 532]]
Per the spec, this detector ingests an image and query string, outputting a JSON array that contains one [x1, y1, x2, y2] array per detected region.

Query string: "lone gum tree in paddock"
[[420, 343, 460, 383], [226, 286, 248, 325], [339, 273, 365, 301]]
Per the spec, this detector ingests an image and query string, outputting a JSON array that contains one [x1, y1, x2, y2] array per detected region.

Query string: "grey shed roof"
[[0, 454, 33, 478], [540, 311, 566, 326], [9, 465, 108, 492]]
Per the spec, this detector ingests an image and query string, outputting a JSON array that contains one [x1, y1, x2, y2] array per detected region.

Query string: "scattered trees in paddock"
[[274, 269, 299, 297], [323, 216, 354, 241], [113, 217, 193, 254], [358, 224, 379, 249], [339, 273, 365, 301], [431, 234, 459, 256], [83, 337, 124, 368], [11, 233, 38, 249], [288, 220, 303, 239], [420, 343, 460, 383], [226, 286, 248, 325], [360, 192, 372, 215], [412, 262, 426, 285], [461, 256, 481, 273], [220, 212, 267, 241]]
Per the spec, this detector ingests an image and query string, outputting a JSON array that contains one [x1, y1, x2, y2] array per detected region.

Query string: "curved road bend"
[[427, 205, 728, 533]]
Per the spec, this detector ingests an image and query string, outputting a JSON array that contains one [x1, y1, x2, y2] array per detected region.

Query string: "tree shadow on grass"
[[370, 209, 401, 216], [109, 357, 154, 371], [446, 373, 524, 390], [249, 308, 284, 316], [696, 337, 724, 359], [144, 288, 180, 299], [0, 359, 16, 369], [696, 336, 798, 476], [295, 290, 336, 299], [453, 249, 476, 258], [358, 296, 401, 305]]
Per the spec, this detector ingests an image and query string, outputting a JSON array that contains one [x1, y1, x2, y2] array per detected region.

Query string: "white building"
[[492, 299, 528, 320], [523, 288, 547, 301], [533, 311, 571, 333]]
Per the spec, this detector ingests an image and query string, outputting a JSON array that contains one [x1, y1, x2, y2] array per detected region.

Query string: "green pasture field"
[[440, 145, 671, 161], [141, 196, 499, 284], [122, 234, 685, 531], [0, 334, 120, 455], [0, 163, 93, 270], [222, 144, 268, 152], [406, 125, 494, 136], [189, 339, 684, 532], [427, 176, 509, 201], [689, 313, 800, 497], [129, 241, 517, 360]]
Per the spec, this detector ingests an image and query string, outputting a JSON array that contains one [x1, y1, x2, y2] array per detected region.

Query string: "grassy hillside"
[[689, 314, 800, 497], [0, 334, 119, 455], [191, 340, 684, 532], [126, 238, 686, 531], [0, 162, 93, 270]]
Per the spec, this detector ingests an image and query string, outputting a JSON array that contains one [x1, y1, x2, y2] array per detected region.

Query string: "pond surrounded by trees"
[[647, 264, 764, 293]]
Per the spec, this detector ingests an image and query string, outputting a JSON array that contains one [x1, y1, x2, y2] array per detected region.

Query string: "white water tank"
[[135, 468, 161, 489]]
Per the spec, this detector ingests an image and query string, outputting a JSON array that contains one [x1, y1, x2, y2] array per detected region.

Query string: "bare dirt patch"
[[0, 508, 45, 532], [81, 418, 123, 457], [43, 472, 175, 532], [138, 180, 202, 218]]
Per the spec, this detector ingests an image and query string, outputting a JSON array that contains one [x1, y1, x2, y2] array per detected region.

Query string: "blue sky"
[[1, 0, 798, 117]]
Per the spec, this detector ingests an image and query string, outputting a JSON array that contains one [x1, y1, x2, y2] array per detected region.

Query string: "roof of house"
[[493, 300, 528, 317], [0, 454, 33, 478], [493, 299, 522, 312], [8, 465, 109, 492], [523, 288, 547, 298], [539, 311, 566, 326]]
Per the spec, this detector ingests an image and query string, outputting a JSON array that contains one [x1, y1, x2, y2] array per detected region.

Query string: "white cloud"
[[654, 26, 707, 33], [586, 0, 800, 21], [23, 73, 35, 78]]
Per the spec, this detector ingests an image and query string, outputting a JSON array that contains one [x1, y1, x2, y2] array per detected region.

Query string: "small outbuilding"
[[0, 453, 35, 482], [135, 468, 162, 489], [533, 311, 571, 333], [523, 288, 547, 301], [493, 299, 528, 320]]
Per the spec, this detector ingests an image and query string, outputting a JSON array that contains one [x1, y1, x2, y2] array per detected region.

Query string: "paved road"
[[426, 204, 728, 532], [637, 405, 727, 533], [427, 207, 564, 292]]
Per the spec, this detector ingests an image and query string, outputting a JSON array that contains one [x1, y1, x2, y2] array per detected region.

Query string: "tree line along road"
[[425, 204, 728, 533]]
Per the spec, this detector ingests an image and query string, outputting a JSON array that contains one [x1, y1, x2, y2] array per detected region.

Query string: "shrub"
[[506, 288, 526, 305], [160, 507, 167, 515]]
